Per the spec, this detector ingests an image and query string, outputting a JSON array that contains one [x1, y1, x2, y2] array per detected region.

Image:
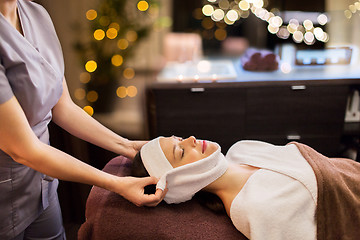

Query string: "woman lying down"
[[134, 136, 360, 240]]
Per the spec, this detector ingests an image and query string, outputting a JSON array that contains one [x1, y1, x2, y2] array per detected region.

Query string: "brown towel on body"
[[292, 142, 360, 240]]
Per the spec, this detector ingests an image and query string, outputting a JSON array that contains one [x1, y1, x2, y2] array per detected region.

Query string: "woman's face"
[[159, 136, 218, 168]]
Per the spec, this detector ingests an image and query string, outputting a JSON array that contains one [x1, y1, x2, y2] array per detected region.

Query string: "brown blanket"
[[78, 156, 246, 240], [291, 142, 360, 240]]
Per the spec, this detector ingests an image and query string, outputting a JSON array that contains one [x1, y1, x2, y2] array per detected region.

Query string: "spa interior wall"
[[40, 0, 360, 141], [34, 0, 360, 239]]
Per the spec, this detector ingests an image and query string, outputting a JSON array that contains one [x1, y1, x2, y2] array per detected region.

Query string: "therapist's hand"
[[115, 176, 167, 207], [122, 140, 148, 159]]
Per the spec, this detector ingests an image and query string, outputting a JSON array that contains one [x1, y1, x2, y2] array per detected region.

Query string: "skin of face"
[[159, 136, 218, 168]]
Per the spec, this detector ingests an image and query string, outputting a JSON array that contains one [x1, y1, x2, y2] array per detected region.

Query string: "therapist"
[[0, 0, 166, 239]]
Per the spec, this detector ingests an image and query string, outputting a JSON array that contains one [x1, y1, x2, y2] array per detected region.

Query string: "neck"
[[0, 0, 19, 29], [203, 162, 260, 216]]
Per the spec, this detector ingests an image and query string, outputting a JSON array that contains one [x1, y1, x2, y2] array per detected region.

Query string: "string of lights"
[[75, 0, 159, 115], [344, 0, 360, 19], [201, 0, 329, 45]]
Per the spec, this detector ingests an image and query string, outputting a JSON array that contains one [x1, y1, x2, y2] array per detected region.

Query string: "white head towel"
[[140, 137, 228, 204]]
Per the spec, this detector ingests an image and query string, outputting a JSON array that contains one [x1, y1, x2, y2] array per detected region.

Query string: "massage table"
[[78, 143, 360, 240], [78, 156, 247, 240]]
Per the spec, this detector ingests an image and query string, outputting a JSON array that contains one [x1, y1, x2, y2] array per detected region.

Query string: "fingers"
[[141, 179, 168, 207], [142, 187, 168, 207]]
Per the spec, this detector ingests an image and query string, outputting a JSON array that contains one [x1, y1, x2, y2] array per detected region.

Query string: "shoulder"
[[226, 140, 274, 157]]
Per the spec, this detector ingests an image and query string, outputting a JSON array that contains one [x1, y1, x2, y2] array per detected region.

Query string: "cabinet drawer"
[[148, 87, 246, 151], [245, 85, 348, 136]]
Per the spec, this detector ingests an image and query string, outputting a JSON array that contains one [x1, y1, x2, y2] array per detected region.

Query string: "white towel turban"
[[140, 137, 228, 204]]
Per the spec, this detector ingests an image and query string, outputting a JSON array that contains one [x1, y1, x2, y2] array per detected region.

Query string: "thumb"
[[142, 176, 159, 186]]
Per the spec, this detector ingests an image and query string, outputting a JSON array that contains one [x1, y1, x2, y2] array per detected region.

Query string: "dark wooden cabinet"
[[146, 81, 349, 156]]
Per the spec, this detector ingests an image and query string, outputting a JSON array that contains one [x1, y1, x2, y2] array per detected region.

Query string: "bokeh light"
[[83, 106, 94, 116], [137, 1, 149, 11], [111, 54, 123, 67], [74, 88, 86, 100], [317, 14, 328, 25], [85, 60, 97, 72], [94, 29, 105, 40], [116, 86, 127, 98], [201, 0, 329, 44], [86, 9, 97, 20], [202, 4, 214, 16], [127, 86, 138, 97], [212, 9, 225, 21], [126, 30, 138, 42], [79, 72, 91, 84], [123, 68, 135, 79], [109, 22, 120, 31], [214, 28, 227, 40], [87, 90, 98, 102], [106, 28, 118, 39], [117, 39, 129, 49]]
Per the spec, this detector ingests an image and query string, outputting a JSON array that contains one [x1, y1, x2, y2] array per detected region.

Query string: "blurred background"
[[33, 0, 360, 238]]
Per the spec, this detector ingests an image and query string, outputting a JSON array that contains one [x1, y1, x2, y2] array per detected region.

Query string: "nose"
[[182, 136, 197, 147]]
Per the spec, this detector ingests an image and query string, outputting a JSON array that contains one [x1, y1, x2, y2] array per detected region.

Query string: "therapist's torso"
[[0, 0, 64, 238]]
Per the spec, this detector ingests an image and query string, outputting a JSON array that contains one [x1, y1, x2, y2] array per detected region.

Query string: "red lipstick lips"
[[202, 140, 207, 153]]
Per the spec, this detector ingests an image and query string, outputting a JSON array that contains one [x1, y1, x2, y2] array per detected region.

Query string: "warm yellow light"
[[117, 39, 129, 50], [267, 24, 279, 34], [74, 88, 86, 100], [212, 9, 225, 21], [109, 22, 120, 31], [314, 27, 324, 40], [253, 0, 264, 8], [202, 4, 214, 16], [111, 54, 123, 67], [79, 72, 91, 84], [304, 32, 315, 45], [87, 91, 98, 102], [137, 1, 149, 11], [349, 4, 357, 13], [344, 10, 352, 19], [269, 16, 283, 28], [226, 10, 239, 22], [276, 26, 290, 39], [292, 30, 304, 43], [106, 28, 118, 39], [83, 106, 94, 116], [303, 19, 313, 30], [126, 30, 138, 42], [239, 0, 250, 11], [317, 14, 328, 25], [85, 60, 97, 73], [123, 68, 135, 79], [86, 9, 97, 20], [116, 86, 127, 98], [127, 86, 138, 97], [94, 29, 105, 40], [219, 0, 230, 10], [214, 28, 227, 41], [201, 18, 215, 29]]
